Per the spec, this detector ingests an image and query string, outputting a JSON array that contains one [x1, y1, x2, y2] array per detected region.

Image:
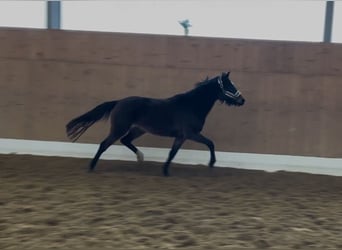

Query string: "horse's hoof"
[[136, 150, 144, 163], [209, 162, 215, 168], [163, 168, 170, 177]]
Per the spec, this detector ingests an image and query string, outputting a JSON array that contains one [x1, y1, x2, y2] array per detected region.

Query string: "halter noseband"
[[217, 76, 241, 98]]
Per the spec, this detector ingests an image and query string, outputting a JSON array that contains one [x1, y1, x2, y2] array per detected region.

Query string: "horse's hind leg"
[[89, 125, 130, 172], [120, 127, 146, 162]]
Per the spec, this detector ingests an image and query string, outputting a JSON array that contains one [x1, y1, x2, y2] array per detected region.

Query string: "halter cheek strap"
[[217, 76, 241, 98]]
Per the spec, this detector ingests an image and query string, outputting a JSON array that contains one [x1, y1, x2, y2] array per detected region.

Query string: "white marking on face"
[[225, 81, 241, 98], [218, 77, 241, 99]]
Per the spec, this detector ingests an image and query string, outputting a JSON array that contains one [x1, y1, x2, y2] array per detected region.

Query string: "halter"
[[217, 76, 241, 98]]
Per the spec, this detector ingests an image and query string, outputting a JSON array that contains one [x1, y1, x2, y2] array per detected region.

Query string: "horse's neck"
[[188, 83, 218, 119]]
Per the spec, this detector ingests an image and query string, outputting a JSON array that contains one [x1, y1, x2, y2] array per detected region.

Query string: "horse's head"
[[217, 72, 245, 106]]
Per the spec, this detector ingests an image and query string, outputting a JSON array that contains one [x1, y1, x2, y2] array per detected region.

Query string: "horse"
[[66, 72, 245, 176]]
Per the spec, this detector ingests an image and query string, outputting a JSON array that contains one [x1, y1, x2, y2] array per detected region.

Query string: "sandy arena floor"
[[1, 154, 342, 249]]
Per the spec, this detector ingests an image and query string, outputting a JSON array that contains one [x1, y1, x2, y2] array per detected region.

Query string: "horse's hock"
[[0, 28, 342, 157]]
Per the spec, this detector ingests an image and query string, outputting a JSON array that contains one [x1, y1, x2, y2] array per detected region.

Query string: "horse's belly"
[[136, 123, 179, 137], [135, 116, 180, 137]]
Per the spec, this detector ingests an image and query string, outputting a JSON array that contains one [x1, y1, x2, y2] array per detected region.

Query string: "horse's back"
[[112, 96, 150, 116], [111, 95, 203, 137], [111, 96, 175, 136]]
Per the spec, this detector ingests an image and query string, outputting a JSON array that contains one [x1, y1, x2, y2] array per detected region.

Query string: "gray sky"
[[0, 1, 341, 43]]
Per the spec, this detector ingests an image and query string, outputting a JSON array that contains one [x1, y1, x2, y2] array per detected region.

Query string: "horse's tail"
[[66, 101, 118, 142]]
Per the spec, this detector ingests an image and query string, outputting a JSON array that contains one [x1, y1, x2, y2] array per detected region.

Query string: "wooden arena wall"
[[0, 28, 342, 157]]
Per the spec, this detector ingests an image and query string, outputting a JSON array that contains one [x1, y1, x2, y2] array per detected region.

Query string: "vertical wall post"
[[47, 1, 61, 29], [323, 1, 334, 43]]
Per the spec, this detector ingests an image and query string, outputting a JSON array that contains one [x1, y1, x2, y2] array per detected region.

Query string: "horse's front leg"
[[163, 137, 185, 176], [188, 133, 216, 167]]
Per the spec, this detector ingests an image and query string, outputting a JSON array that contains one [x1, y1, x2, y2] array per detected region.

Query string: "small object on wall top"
[[179, 19, 192, 36]]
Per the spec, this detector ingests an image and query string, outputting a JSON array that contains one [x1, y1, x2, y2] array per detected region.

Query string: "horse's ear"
[[221, 72, 230, 78]]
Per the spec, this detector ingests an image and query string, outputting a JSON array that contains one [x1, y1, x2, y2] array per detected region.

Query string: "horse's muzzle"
[[236, 95, 245, 106]]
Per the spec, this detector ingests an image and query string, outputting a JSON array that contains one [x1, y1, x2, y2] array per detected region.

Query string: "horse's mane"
[[170, 76, 215, 100], [195, 76, 215, 88]]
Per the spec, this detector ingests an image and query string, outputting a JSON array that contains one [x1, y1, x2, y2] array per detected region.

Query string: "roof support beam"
[[47, 1, 61, 29], [323, 1, 334, 43]]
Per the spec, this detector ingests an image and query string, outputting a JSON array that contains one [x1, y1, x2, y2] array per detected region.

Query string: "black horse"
[[66, 72, 245, 176]]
